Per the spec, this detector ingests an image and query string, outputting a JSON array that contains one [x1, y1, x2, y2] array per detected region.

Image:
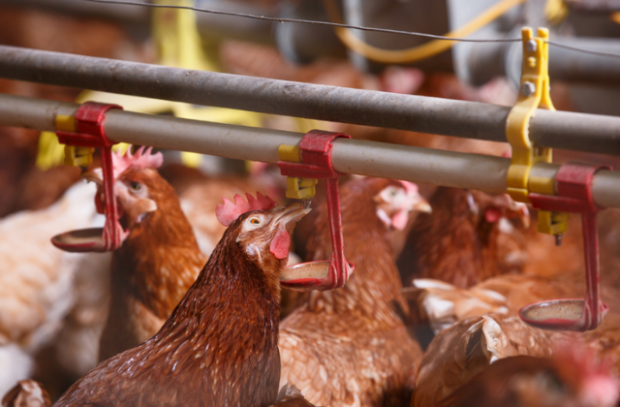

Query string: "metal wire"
[[83, 0, 522, 43], [546, 40, 620, 60], [83, 0, 620, 61]]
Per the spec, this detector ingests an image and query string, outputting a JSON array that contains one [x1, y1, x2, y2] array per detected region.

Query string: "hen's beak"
[[274, 202, 311, 227], [413, 197, 432, 214], [494, 194, 531, 229], [82, 168, 103, 186], [516, 203, 531, 229]]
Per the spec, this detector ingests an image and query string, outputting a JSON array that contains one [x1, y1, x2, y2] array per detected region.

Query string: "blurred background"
[[2, 0, 620, 403]]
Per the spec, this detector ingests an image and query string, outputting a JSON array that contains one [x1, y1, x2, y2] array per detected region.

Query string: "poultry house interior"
[[2, 0, 620, 406]]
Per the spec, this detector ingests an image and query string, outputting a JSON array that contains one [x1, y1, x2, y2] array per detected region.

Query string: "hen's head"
[[216, 193, 309, 274], [468, 190, 530, 229], [372, 179, 431, 231], [84, 146, 168, 233]]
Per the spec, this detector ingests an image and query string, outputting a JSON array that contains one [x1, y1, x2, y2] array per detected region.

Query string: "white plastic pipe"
[[1, 92, 620, 209]]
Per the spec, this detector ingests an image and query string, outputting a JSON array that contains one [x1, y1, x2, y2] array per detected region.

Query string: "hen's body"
[[99, 167, 206, 361], [0, 182, 103, 397], [55, 213, 282, 407], [411, 275, 583, 334], [412, 276, 620, 407], [412, 272, 620, 335], [399, 187, 528, 289], [2, 379, 50, 407], [412, 314, 575, 407], [279, 178, 423, 407], [434, 353, 619, 407]]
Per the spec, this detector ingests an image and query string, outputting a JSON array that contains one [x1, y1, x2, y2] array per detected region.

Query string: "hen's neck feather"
[[112, 177, 206, 319], [304, 179, 406, 318], [407, 187, 500, 289]]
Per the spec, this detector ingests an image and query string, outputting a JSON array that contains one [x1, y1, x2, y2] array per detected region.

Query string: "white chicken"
[[0, 181, 105, 397]]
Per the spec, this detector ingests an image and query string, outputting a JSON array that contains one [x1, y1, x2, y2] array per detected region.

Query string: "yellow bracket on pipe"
[[53, 113, 130, 170], [54, 114, 94, 170], [506, 27, 566, 236], [278, 144, 318, 200]]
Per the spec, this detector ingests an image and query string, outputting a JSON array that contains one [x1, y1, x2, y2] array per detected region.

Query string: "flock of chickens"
[[3, 5, 620, 407], [2, 136, 620, 407]]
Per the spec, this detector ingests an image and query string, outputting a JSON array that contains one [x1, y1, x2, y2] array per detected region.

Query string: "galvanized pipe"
[[1, 92, 620, 209], [468, 35, 620, 87], [2, 46, 620, 156], [548, 38, 620, 86], [568, 0, 620, 13]]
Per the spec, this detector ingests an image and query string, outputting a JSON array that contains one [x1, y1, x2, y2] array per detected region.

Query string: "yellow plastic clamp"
[[278, 144, 318, 200], [505, 27, 567, 236], [538, 210, 568, 236], [56, 114, 94, 170]]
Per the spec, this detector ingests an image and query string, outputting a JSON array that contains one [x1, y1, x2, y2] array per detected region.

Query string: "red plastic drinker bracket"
[[52, 102, 125, 252], [278, 130, 354, 291], [520, 162, 611, 331]]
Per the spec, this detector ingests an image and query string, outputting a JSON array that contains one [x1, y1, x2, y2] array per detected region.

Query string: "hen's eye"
[[129, 181, 142, 191], [250, 218, 261, 225], [390, 189, 398, 197]]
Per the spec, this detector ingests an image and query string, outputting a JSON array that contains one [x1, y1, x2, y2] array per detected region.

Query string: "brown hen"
[[398, 187, 530, 289], [409, 275, 583, 333], [2, 380, 50, 407], [411, 271, 620, 336], [411, 278, 620, 407], [412, 313, 577, 407], [85, 149, 207, 362], [435, 348, 619, 407], [53, 199, 310, 406], [279, 177, 431, 407]]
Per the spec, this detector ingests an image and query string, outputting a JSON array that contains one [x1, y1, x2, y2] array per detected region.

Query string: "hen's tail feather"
[[2, 380, 50, 407]]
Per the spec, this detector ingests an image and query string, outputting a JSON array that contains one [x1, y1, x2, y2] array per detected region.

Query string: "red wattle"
[[270, 229, 290, 259], [391, 209, 409, 231], [485, 207, 503, 223]]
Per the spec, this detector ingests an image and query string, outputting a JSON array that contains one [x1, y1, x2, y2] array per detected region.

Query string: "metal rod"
[[548, 38, 620, 86], [2, 46, 620, 156], [470, 36, 620, 86], [1, 92, 620, 209], [568, 0, 620, 13]]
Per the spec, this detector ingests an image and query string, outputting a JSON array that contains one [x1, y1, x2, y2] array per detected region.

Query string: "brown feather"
[[412, 314, 575, 407], [55, 211, 283, 407], [435, 353, 619, 407], [99, 167, 207, 361], [401, 187, 522, 288], [2, 380, 50, 407], [280, 178, 423, 407]]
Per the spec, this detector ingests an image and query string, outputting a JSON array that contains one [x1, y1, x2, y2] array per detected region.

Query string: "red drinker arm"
[[54, 102, 124, 252], [523, 162, 610, 331], [278, 130, 354, 290]]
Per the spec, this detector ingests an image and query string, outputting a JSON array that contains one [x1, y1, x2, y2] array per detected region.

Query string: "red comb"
[[399, 180, 419, 194], [112, 146, 163, 176], [216, 192, 277, 226]]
